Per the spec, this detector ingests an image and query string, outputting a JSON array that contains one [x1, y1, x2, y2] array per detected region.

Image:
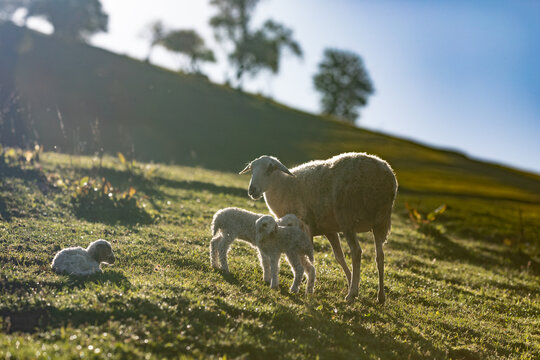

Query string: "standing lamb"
[[51, 239, 115, 276], [255, 215, 315, 294], [277, 213, 311, 239], [239, 152, 397, 303], [210, 207, 269, 277]]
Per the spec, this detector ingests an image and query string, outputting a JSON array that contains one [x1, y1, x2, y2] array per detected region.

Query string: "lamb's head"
[[87, 239, 115, 264], [239, 155, 294, 200], [277, 214, 310, 235], [255, 215, 278, 245]]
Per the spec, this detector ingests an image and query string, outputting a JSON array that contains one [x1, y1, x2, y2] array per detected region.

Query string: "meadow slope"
[[0, 153, 538, 359]]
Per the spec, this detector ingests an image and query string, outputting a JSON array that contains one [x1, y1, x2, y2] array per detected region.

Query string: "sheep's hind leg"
[[210, 235, 222, 269], [325, 233, 352, 287], [287, 254, 304, 293], [217, 233, 235, 272], [344, 230, 362, 302], [373, 223, 389, 304]]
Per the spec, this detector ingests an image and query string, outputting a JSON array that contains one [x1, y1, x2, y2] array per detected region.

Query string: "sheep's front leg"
[[258, 250, 271, 284], [287, 253, 305, 294], [269, 255, 280, 290], [325, 233, 352, 287], [210, 235, 222, 269]]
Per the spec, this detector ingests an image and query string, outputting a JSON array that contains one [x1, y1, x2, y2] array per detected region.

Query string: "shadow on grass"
[[155, 176, 246, 198], [392, 226, 540, 276]]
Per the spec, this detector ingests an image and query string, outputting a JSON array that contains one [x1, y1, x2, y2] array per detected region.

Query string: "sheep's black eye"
[[265, 165, 275, 175]]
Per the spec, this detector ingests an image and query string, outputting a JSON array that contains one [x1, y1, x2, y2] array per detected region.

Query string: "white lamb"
[[255, 215, 315, 294], [277, 213, 311, 239], [51, 239, 115, 276], [210, 207, 267, 274]]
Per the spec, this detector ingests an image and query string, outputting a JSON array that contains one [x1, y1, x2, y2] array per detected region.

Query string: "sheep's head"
[[239, 155, 294, 200], [87, 239, 115, 264], [255, 215, 278, 245], [277, 214, 310, 235]]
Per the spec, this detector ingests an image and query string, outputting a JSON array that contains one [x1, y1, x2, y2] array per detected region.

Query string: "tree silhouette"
[[25, 0, 108, 42], [141, 20, 166, 63], [210, 0, 302, 88], [160, 30, 216, 74], [313, 48, 374, 124]]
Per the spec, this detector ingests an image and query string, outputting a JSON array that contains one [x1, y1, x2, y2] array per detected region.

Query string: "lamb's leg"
[[287, 253, 304, 293], [325, 233, 351, 286], [373, 223, 389, 304], [258, 250, 271, 284], [210, 234, 222, 269], [217, 233, 235, 272], [344, 231, 362, 302], [301, 256, 316, 294], [269, 255, 280, 290]]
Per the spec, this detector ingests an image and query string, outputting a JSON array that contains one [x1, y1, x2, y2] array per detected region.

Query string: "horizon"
[[15, 0, 540, 174]]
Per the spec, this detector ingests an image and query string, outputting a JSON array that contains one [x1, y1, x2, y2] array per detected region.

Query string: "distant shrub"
[[406, 203, 447, 237], [71, 176, 153, 224], [0, 145, 42, 169]]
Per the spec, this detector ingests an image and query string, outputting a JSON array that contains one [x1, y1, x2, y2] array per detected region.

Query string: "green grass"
[[1, 153, 538, 359]]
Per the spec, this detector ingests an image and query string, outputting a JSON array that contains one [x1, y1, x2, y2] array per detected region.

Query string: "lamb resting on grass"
[[255, 215, 315, 294], [51, 239, 115, 276]]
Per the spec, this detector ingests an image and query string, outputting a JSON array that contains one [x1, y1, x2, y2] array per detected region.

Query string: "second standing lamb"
[[255, 215, 315, 294]]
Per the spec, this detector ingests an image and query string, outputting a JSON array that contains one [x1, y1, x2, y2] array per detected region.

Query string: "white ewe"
[[240, 152, 397, 303], [51, 239, 115, 276], [255, 215, 315, 294]]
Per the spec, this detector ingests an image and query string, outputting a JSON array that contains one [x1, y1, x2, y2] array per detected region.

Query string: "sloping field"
[[0, 154, 538, 359]]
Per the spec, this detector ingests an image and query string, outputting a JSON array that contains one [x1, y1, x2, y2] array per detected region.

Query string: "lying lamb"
[[51, 239, 115, 276], [255, 215, 315, 294]]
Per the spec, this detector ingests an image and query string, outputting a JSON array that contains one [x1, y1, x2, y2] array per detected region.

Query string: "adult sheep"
[[239, 152, 397, 303]]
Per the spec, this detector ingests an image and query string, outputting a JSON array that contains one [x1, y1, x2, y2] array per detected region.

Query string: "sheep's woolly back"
[[211, 207, 266, 243]]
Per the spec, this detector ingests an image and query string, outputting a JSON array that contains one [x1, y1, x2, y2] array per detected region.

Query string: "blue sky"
[[22, 0, 540, 173]]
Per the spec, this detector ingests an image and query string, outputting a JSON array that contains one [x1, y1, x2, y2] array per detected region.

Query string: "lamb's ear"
[[96, 243, 109, 261], [239, 163, 251, 174], [273, 161, 294, 177]]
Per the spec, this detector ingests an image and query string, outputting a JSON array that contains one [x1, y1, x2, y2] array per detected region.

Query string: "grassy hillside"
[[1, 23, 539, 249], [0, 153, 538, 359]]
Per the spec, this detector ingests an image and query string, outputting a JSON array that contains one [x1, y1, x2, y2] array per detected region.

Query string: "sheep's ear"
[[239, 163, 251, 174], [96, 244, 109, 260], [274, 161, 295, 177]]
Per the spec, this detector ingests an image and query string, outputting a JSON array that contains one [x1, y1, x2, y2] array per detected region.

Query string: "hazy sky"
[[25, 0, 540, 173]]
